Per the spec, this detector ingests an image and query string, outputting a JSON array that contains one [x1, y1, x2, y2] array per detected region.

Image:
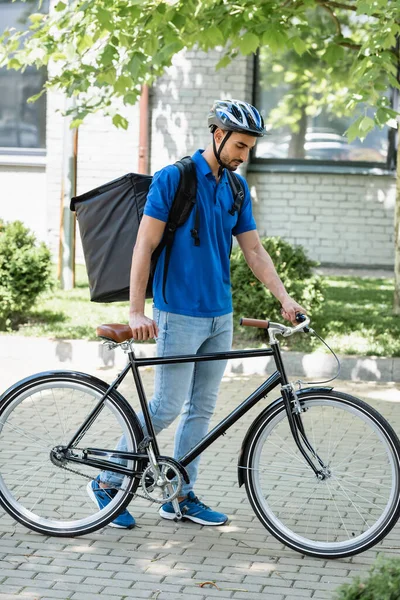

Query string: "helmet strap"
[[212, 130, 232, 177]]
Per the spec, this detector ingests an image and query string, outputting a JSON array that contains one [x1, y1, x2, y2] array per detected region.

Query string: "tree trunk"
[[288, 105, 307, 159], [393, 130, 400, 314], [58, 98, 78, 290]]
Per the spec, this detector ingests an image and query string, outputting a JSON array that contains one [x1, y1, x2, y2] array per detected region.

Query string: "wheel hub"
[[50, 445, 68, 467]]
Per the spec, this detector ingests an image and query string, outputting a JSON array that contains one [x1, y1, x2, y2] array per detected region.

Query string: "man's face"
[[216, 130, 257, 171]]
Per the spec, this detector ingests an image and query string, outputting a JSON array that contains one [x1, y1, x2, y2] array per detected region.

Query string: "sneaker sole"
[[86, 482, 135, 529], [159, 506, 227, 526]]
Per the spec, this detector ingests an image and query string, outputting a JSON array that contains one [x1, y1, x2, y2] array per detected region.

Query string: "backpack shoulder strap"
[[226, 170, 245, 216], [170, 157, 197, 227], [158, 156, 198, 303]]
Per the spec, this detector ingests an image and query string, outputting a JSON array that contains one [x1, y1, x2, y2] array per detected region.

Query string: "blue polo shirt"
[[144, 150, 256, 317]]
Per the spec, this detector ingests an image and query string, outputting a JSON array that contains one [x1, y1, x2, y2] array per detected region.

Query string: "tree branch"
[[338, 41, 362, 51], [321, 0, 357, 11], [316, 0, 341, 35], [320, 0, 381, 19]]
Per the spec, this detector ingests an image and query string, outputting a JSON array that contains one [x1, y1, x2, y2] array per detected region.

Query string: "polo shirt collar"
[[192, 149, 228, 184]]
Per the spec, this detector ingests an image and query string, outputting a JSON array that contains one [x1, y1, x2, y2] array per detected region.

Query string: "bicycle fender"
[[237, 386, 332, 487]]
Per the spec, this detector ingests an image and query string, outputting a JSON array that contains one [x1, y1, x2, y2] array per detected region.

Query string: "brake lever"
[[281, 316, 311, 337]]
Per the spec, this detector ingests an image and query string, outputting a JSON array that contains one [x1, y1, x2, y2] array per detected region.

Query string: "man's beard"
[[218, 149, 243, 171]]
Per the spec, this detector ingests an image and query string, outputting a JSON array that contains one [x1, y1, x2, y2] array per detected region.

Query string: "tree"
[[1, 0, 399, 306]]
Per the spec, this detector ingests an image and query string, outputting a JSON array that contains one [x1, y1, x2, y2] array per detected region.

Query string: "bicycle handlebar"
[[240, 314, 311, 338], [240, 318, 270, 329]]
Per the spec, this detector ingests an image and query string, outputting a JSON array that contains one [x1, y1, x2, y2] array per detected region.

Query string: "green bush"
[[230, 236, 324, 339], [334, 558, 400, 600], [0, 220, 53, 330]]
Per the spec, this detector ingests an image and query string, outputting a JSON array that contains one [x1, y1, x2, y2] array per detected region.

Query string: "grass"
[[282, 275, 400, 357], [7, 264, 151, 341], [2, 266, 400, 358]]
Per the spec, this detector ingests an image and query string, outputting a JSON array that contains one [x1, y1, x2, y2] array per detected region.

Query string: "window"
[[0, 0, 47, 150], [254, 50, 395, 169]]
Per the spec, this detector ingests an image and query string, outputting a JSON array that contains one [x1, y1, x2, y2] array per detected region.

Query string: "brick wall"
[[150, 48, 396, 268], [248, 171, 395, 267], [3, 46, 396, 268], [150, 49, 252, 171]]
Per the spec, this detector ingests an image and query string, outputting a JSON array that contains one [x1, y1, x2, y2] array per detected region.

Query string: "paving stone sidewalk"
[[0, 358, 399, 600]]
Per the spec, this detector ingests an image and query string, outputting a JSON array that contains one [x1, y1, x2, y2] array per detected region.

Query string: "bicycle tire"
[[0, 371, 144, 537], [242, 390, 400, 558]]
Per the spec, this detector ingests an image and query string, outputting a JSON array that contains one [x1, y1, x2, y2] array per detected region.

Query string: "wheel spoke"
[[0, 377, 140, 535], [246, 393, 400, 558]]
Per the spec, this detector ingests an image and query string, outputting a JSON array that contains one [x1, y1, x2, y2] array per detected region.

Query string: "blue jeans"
[[101, 309, 233, 496]]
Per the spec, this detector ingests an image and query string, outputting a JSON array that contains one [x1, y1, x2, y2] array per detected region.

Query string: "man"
[[88, 99, 306, 528]]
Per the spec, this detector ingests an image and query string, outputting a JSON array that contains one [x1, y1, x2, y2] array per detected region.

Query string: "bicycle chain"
[[57, 463, 156, 503]]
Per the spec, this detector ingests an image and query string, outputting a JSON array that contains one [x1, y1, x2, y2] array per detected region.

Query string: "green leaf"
[[27, 88, 46, 103], [291, 37, 307, 56], [375, 107, 396, 126], [77, 34, 93, 54], [124, 92, 138, 105], [128, 53, 146, 78], [97, 8, 113, 32], [112, 114, 129, 129], [7, 58, 22, 70], [100, 44, 117, 66], [70, 118, 84, 128], [359, 115, 375, 133], [119, 33, 131, 47], [216, 54, 231, 70], [114, 75, 134, 94], [172, 13, 186, 29], [97, 68, 116, 85], [238, 32, 259, 55], [29, 13, 45, 24], [54, 1, 67, 12], [158, 41, 184, 64], [387, 72, 400, 90], [262, 30, 287, 53], [345, 116, 364, 142], [323, 44, 345, 65], [345, 115, 375, 142], [206, 26, 225, 47]]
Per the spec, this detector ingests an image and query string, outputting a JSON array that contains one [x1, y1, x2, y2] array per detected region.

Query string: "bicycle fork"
[[281, 384, 330, 480]]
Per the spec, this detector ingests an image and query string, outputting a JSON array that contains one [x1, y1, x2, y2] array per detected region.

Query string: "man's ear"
[[214, 128, 225, 145]]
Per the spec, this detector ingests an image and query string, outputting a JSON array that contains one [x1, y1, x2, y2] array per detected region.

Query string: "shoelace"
[[188, 495, 210, 510]]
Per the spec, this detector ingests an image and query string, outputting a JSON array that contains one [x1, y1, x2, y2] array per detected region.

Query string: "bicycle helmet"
[[208, 99, 266, 137], [208, 99, 266, 175]]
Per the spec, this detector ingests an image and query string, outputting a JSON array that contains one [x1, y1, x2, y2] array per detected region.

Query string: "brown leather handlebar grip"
[[240, 318, 270, 329]]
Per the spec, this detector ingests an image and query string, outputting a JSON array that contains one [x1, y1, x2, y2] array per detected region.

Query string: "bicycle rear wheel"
[[0, 371, 143, 536], [242, 390, 400, 558]]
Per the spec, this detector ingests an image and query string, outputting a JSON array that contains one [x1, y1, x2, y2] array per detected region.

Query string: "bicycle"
[[0, 314, 399, 560]]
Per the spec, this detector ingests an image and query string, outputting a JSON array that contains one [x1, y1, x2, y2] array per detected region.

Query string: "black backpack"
[[70, 157, 245, 303]]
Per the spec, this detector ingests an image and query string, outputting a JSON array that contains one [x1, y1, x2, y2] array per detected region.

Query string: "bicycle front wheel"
[[0, 371, 143, 537], [242, 390, 400, 558]]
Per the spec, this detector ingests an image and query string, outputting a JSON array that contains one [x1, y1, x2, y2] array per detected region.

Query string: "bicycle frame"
[[66, 340, 326, 480]]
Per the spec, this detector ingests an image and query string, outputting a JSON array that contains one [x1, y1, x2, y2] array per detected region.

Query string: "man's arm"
[[236, 230, 306, 324], [129, 215, 166, 340]]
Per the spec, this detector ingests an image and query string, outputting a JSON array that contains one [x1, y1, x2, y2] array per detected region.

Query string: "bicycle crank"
[[140, 459, 182, 503]]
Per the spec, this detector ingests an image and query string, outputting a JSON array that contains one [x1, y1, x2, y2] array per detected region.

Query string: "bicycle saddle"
[[96, 323, 133, 343]]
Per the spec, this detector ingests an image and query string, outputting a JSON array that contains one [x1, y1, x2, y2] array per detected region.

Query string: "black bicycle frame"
[[66, 342, 323, 478]]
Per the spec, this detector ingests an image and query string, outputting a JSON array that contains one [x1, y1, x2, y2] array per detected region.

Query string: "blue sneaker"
[[86, 476, 135, 529], [159, 491, 228, 526]]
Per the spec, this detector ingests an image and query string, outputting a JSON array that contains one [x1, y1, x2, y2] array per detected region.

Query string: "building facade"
[[0, 32, 396, 268]]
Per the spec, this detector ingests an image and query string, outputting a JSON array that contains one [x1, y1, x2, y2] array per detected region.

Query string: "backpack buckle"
[[190, 228, 200, 246]]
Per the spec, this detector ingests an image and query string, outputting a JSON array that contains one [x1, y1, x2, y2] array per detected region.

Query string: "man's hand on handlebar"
[[280, 297, 307, 325], [129, 312, 159, 341]]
